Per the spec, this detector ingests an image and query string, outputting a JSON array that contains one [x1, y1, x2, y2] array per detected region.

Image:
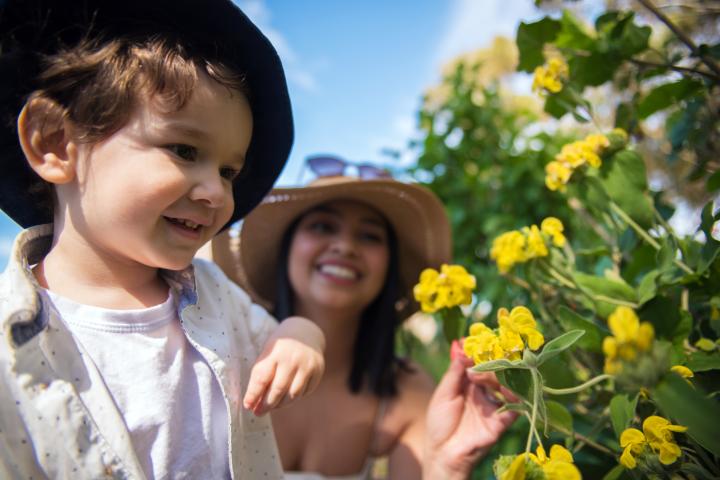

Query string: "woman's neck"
[[294, 304, 363, 374]]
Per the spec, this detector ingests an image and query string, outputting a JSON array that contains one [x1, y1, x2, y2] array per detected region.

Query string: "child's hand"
[[243, 316, 325, 416]]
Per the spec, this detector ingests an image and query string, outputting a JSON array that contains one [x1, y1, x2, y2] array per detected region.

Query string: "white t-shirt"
[[43, 289, 229, 480]]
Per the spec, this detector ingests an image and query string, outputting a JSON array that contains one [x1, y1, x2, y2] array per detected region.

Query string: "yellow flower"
[[464, 323, 505, 364], [643, 416, 687, 448], [642, 416, 686, 465], [532, 57, 568, 94], [491, 230, 527, 273], [501, 454, 527, 480], [545, 161, 572, 191], [498, 306, 545, 351], [619, 428, 646, 469], [656, 440, 682, 465], [529, 445, 581, 480], [413, 264, 476, 313], [670, 365, 694, 379], [608, 306, 641, 343], [540, 217, 566, 247], [522, 225, 549, 259], [603, 307, 655, 374]]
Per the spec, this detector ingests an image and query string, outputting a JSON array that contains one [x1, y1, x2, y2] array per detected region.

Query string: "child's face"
[[59, 72, 252, 271], [287, 200, 390, 316]]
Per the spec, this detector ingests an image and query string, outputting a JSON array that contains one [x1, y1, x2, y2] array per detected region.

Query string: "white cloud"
[[0, 236, 13, 256], [434, 0, 538, 67], [233, 0, 318, 92]]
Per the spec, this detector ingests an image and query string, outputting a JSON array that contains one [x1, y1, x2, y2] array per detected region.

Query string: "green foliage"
[[404, 2, 720, 478]]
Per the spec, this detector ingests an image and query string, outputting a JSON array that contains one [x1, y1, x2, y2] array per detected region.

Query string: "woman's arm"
[[386, 366, 435, 480]]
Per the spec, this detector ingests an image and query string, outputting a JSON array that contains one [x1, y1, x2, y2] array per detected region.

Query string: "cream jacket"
[[0, 225, 283, 479]]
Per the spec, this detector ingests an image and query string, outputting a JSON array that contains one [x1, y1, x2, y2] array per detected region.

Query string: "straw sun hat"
[[223, 176, 452, 314]]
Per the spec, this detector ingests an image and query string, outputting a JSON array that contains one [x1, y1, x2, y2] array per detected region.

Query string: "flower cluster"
[[413, 264, 476, 314], [545, 133, 610, 191], [490, 217, 566, 273], [532, 57, 569, 94], [464, 306, 544, 363], [620, 416, 687, 469], [602, 306, 654, 374], [499, 444, 581, 480]]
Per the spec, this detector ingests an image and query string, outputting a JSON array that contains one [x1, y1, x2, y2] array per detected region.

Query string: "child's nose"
[[190, 167, 228, 208]]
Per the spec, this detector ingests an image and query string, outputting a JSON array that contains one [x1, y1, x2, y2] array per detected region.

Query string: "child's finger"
[[262, 363, 296, 412], [287, 368, 310, 400], [243, 358, 277, 410]]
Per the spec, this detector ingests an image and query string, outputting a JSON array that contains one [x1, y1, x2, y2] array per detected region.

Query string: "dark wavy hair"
[[273, 210, 409, 397]]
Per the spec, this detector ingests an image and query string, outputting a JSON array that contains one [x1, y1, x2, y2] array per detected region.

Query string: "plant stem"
[[628, 57, 720, 81], [609, 202, 694, 274], [636, 0, 720, 80], [543, 374, 613, 395], [525, 368, 540, 456]]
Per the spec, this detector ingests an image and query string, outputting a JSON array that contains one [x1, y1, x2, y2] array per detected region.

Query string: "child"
[[0, 0, 324, 478]]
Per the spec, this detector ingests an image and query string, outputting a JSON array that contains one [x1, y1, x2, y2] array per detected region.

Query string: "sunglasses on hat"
[[306, 155, 392, 180]]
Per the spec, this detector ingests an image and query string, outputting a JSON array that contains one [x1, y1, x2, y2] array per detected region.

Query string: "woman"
[[209, 173, 516, 479]]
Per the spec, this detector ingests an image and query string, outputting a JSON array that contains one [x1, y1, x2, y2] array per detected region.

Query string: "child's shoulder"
[[191, 257, 252, 302]]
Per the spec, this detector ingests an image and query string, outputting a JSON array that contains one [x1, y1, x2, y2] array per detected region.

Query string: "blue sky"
[[0, 0, 539, 269]]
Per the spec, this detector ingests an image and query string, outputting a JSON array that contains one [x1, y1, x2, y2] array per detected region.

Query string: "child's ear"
[[17, 96, 79, 185]]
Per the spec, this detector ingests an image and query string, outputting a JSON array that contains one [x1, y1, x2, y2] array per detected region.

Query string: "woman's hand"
[[423, 345, 518, 480], [243, 316, 325, 416]]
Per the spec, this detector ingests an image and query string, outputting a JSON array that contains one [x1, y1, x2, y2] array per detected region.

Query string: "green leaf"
[[536, 330, 585, 365], [545, 400, 573, 433], [574, 271, 638, 317], [609, 393, 638, 438], [569, 52, 621, 88], [555, 10, 595, 51], [497, 368, 534, 401], [686, 351, 720, 372], [602, 464, 628, 480], [441, 306, 465, 343], [637, 270, 660, 306], [471, 358, 527, 373], [707, 170, 720, 193], [639, 295, 682, 341], [516, 18, 561, 72], [638, 78, 703, 119], [652, 373, 720, 457], [556, 307, 604, 352], [608, 12, 651, 57], [698, 202, 720, 274], [600, 150, 655, 229]]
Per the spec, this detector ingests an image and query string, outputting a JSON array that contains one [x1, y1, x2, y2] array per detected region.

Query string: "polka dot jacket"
[[0, 224, 285, 479]]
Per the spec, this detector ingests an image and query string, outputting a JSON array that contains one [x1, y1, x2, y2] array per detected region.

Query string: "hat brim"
[[239, 178, 452, 313], [0, 0, 292, 229]]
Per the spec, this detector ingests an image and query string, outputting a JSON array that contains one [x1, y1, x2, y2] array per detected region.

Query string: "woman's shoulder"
[[387, 360, 435, 420]]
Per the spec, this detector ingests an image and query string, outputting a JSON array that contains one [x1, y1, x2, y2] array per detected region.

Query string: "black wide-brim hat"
[[0, 0, 293, 229]]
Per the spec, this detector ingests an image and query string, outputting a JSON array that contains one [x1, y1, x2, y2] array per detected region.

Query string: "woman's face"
[[288, 200, 390, 317]]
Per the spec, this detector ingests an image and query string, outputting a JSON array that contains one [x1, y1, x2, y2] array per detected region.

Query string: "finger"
[[261, 363, 296, 413], [287, 367, 310, 401], [432, 357, 468, 404], [243, 359, 277, 411]]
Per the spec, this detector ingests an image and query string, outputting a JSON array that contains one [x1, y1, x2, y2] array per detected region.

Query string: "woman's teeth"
[[319, 264, 358, 280]]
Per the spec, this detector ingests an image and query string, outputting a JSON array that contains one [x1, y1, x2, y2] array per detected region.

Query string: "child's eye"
[[166, 144, 198, 161], [220, 166, 242, 181]]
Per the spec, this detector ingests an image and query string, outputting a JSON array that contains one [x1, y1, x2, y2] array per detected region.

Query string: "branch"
[[636, 0, 720, 80], [628, 58, 720, 81]]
